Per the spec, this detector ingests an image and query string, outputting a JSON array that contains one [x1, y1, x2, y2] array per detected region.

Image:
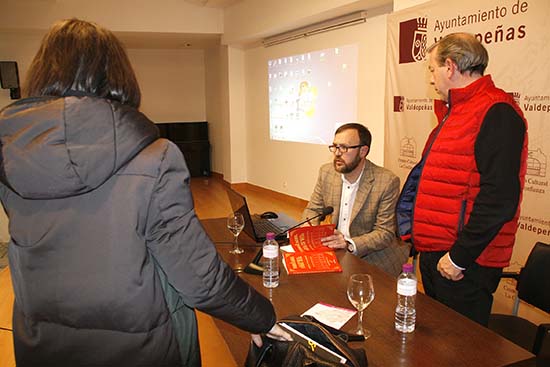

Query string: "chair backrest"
[[517, 242, 550, 313]]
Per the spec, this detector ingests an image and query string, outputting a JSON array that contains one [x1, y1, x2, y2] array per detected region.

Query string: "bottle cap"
[[266, 232, 276, 240], [402, 263, 414, 273]]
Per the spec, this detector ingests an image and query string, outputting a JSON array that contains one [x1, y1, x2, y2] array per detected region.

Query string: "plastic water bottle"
[[395, 263, 417, 333], [262, 232, 279, 288]]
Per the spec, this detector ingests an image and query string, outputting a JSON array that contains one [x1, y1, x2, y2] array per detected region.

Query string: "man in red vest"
[[396, 33, 528, 326]]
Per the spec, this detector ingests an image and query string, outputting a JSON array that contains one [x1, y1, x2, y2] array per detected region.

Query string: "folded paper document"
[[283, 224, 342, 274], [288, 224, 335, 252]]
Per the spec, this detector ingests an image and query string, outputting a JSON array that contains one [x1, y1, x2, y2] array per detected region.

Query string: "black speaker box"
[[0, 61, 20, 89], [0, 61, 21, 100], [156, 122, 211, 177]]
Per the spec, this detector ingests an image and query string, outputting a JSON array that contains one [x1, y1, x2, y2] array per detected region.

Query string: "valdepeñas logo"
[[394, 96, 404, 112], [507, 91, 521, 105], [527, 148, 547, 178], [399, 17, 428, 64]]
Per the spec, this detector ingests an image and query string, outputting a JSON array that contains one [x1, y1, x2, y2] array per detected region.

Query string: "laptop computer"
[[225, 187, 289, 242]]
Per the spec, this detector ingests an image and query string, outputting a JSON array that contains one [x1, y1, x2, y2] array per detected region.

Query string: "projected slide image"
[[268, 44, 358, 145]]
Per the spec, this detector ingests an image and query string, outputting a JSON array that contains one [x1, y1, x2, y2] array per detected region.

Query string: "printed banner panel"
[[385, 0, 550, 271]]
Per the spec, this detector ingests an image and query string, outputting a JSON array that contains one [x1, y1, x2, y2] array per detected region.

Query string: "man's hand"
[[320, 229, 347, 250], [437, 252, 464, 281], [251, 324, 293, 347]]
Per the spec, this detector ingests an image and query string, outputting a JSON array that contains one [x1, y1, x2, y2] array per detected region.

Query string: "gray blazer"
[[303, 160, 409, 277]]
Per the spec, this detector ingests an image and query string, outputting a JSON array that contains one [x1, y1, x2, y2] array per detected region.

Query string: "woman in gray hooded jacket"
[[0, 18, 288, 366]]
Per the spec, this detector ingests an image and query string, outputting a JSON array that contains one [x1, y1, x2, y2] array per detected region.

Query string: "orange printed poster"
[[283, 250, 342, 275], [288, 224, 336, 252]]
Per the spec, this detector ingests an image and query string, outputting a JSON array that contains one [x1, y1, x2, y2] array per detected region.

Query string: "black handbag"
[[245, 315, 368, 367]]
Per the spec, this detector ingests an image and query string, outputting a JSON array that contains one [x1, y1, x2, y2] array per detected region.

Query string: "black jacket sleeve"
[[450, 103, 525, 268], [145, 142, 276, 333]]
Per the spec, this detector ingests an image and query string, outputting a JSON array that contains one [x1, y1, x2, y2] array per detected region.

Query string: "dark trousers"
[[419, 251, 502, 326]]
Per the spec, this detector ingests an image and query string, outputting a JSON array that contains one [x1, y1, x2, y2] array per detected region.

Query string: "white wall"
[[0, 34, 210, 242], [0, 0, 223, 34], [0, 32, 44, 242], [129, 48, 207, 122], [227, 47, 248, 183], [393, 0, 432, 11], [205, 45, 231, 175], [223, 0, 391, 45], [1, 40, 208, 124], [0, 0, 407, 242], [242, 8, 391, 200], [0, 32, 43, 111]]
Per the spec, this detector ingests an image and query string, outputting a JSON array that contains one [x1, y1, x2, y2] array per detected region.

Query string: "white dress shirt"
[[337, 170, 363, 253]]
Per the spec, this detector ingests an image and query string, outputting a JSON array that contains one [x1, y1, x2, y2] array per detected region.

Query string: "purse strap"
[[301, 315, 365, 342], [279, 315, 366, 367]]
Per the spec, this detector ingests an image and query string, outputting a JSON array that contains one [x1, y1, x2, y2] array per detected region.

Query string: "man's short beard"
[[333, 154, 362, 174]]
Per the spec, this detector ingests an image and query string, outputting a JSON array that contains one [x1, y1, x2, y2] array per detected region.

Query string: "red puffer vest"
[[413, 75, 528, 267]]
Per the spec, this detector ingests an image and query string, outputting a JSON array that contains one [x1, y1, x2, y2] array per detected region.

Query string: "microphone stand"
[[243, 208, 333, 275]]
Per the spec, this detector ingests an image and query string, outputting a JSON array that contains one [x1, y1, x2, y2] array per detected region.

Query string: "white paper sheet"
[[301, 302, 357, 330]]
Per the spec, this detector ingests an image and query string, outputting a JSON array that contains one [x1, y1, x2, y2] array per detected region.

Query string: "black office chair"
[[488, 242, 550, 366]]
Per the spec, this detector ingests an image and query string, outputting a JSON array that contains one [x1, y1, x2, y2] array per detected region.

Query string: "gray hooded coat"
[[0, 96, 275, 366]]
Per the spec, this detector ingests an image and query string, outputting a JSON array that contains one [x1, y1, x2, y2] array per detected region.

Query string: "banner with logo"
[[385, 0, 550, 278]]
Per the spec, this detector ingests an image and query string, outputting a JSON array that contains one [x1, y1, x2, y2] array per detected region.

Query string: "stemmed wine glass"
[[347, 273, 375, 338], [227, 212, 245, 255]]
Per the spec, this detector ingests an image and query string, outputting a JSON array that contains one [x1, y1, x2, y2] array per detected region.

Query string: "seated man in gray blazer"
[[303, 123, 409, 277]]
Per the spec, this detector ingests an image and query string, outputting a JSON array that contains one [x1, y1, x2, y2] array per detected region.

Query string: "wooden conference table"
[[201, 218, 534, 367]]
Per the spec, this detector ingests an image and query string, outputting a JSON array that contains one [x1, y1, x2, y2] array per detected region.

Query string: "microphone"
[[275, 206, 334, 237], [243, 206, 334, 275]]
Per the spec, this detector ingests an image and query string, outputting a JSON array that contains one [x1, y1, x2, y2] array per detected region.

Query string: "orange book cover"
[[283, 250, 342, 275], [288, 224, 336, 252]]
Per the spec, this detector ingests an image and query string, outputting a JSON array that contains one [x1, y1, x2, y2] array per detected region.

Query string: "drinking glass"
[[227, 212, 245, 255], [347, 273, 375, 338]]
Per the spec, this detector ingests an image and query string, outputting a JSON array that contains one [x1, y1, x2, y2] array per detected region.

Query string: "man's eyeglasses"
[[328, 144, 364, 153]]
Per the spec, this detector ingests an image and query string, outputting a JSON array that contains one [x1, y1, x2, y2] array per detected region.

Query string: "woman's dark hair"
[[23, 18, 141, 108]]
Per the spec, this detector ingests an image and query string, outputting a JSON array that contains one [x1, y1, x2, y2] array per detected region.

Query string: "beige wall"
[[130, 48, 207, 122], [0, 0, 223, 34], [242, 9, 390, 200], [1, 41, 208, 125], [0, 32, 42, 113], [2, 0, 547, 328], [0, 36, 210, 242], [227, 47, 248, 183], [205, 45, 230, 175], [224, 0, 390, 44], [0, 32, 44, 242], [0, 0, 412, 240], [393, 0, 431, 11]]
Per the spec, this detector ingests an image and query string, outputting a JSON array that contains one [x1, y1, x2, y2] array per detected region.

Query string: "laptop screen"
[[225, 187, 259, 241]]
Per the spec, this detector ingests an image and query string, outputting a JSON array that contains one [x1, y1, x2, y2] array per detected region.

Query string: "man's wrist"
[[448, 253, 466, 271]]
